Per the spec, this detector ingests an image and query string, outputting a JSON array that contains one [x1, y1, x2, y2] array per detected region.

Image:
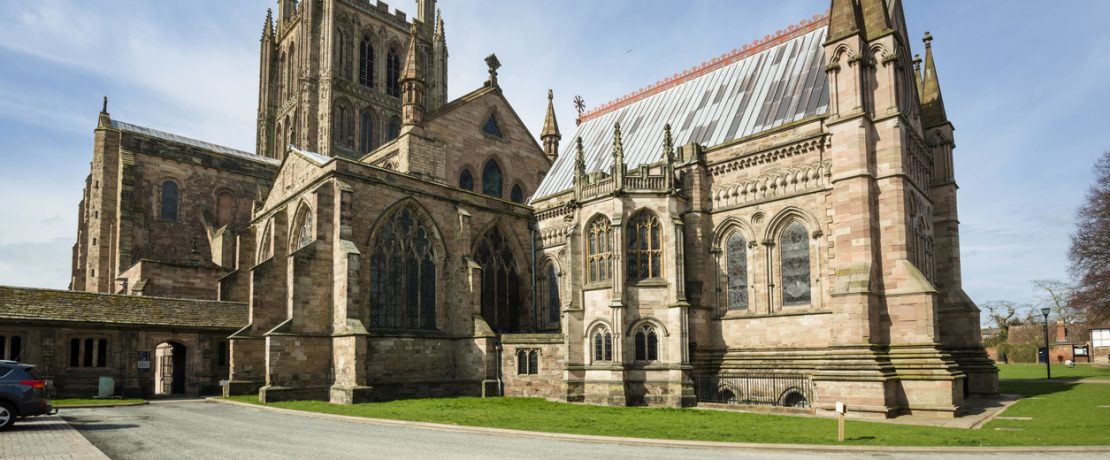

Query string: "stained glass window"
[[482, 160, 502, 197], [160, 181, 178, 222], [359, 112, 375, 154], [475, 227, 520, 331], [634, 326, 659, 361], [726, 233, 748, 310], [780, 221, 811, 306], [359, 36, 374, 88], [627, 212, 663, 281], [459, 169, 474, 191], [482, 114, 502, 138], [510, 185, 524, 203], [369, 204, 438, 329], [386, 47, 401, 97], [587, 218, 613, 283], [593, 329, 613, 362]]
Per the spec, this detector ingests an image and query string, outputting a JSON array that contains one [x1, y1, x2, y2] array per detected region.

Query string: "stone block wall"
[[117, 260, 231, 300], [500, 334, 565, 400]]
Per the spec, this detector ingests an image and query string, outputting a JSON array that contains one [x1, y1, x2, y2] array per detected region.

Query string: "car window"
[[0, 366, 11, 379]]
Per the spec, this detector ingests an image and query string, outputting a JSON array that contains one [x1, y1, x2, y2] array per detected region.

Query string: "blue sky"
[[0, 0, 1107, 311]]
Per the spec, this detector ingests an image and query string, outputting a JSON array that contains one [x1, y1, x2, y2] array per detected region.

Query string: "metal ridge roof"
[[533, 24, 831, 201], [110, 119, 280, 166], [577, 13, 829, 124]]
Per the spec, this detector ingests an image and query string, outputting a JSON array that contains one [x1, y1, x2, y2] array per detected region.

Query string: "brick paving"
[[0, 416, 108, 459]]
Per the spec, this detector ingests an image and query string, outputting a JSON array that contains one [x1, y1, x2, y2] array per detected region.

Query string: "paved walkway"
[[61, 400, 1110, 459], [0, 415, 108, 460]]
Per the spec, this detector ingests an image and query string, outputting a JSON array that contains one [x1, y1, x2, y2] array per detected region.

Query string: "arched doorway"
[[154, 341, 187, 395]]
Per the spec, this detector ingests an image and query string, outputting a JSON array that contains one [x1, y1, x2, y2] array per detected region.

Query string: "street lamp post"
[[1041, 307, 1052, 380]]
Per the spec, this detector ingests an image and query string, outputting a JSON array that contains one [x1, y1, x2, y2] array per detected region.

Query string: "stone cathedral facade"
[[51, 0, 996, 417]]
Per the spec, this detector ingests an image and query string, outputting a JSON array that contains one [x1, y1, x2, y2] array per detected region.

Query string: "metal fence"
[[694, 373, 815, 408]]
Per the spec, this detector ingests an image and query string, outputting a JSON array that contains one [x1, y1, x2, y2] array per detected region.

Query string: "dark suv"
[[0, 360, 55, 431]]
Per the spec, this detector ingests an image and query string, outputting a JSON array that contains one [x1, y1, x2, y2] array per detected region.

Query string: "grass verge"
[[52, 398, 147, 407], [224, 380, 1110, 446], [996, 363, 1110, 381]]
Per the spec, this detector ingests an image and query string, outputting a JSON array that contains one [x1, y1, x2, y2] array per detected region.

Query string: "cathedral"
[[0, 0, 996, 418]]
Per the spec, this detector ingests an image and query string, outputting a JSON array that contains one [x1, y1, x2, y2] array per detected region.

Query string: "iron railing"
[[694, 373, 815, 408]]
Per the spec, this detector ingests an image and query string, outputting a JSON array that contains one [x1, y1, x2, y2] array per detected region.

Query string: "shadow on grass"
[[999, 381, 1079, 398]]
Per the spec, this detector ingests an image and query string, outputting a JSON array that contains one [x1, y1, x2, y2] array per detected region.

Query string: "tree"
[[1031, 279, 1081, 324], [982, 300, 1027, 346], [1069, 150, 1110, 322]]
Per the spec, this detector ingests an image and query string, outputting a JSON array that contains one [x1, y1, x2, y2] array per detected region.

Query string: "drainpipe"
[[495, 338, 504, 396], [529, 223, 538, 331]]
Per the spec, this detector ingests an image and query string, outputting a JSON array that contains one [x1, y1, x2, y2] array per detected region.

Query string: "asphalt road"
[[61, 401, 1106, 460]]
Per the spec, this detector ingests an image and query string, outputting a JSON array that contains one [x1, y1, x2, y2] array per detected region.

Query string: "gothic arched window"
[[359, 111, 375, 154], [258, 221, 274, 262], [538, 261, 560, 329], [160, 180, 179, 222], [510, 185, 524, 203], [726, 233, 748, 310], [587, 217, 613, 283], [474, 227, 520, 331], [482, 160, 502, 198], [337, 28, 351, 81], [359, 35, 375, 88], [780, 221, 812, 306], [335, 104, 353, 147], [388, 117, 401, 140], [459, 169, 474, 191], [291, 205, 313, 252], [634, 325, 659, 361], [593, 327, 613, 362], [386, 47, 401, 97], [627, 212, 663, 281], [369, 204, 438, 329], [287, 44, 297, 96]]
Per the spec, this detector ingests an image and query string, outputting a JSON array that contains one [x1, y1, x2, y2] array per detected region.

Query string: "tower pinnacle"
[[541, 89, 561, 162], [401, 23, 426, 126], [920, 32, 948, 127]]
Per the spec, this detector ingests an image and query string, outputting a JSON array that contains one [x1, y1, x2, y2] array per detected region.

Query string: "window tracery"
[[627, 212, 663, 281], [634, 325, 659, 361], [592, 327, 613, 362], [587, 218, 613, 283], [726, 233, 748, 310], [474, 227, 520, 331], [780, 221, 811, 306], [369, 204, 438, 329]]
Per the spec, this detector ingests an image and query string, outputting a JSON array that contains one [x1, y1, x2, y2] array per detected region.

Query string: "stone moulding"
[[707, 135, 828, 178]]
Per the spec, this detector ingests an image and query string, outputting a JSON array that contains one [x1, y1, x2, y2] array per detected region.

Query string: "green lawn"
[[52, 398, 146, 407], [996, 363, 1110, 381], [225, 380, 1110, 446]]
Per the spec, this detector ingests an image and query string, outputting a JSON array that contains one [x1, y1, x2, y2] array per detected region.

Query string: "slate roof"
[[532, 16, 830, 201], [111, 119, 281, 166], [0, 286, 247, 331]]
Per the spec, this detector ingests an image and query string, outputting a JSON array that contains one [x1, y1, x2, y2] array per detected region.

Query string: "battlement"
[[577, 13, 829, 124]]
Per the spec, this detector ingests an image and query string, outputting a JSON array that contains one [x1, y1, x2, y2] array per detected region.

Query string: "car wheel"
[[0, 402, 15, 431]]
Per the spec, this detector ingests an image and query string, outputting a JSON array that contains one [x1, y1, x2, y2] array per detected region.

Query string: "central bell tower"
[[256, 0, 448, 161]]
